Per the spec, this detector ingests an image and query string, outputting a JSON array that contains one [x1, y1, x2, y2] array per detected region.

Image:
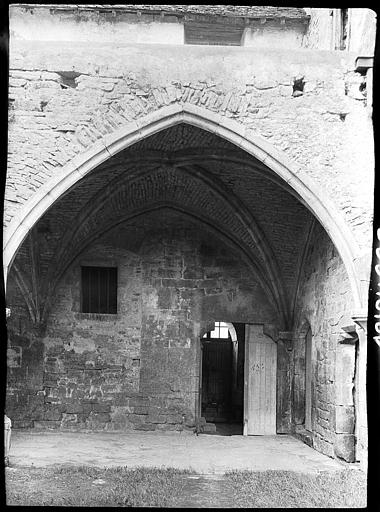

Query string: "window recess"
[[81, 266, 117, 314]]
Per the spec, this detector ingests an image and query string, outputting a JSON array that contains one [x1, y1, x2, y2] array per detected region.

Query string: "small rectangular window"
[[81, 266, 117, 314]]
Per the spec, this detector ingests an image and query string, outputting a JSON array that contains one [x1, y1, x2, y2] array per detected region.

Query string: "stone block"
[[146, 414, 167, 424], [168, 338, 191, 349], [89, 412, 111, 424], [61, 413, 78, 426], [313, 434, 334, 458], [166, 414, 183, 424], [14, 419, 34, 429], [65, 403, 84, 414], [202, 423, 216, 432], [9, 78, 27, 87], [157, 287, 172, 309], [91, 402, 111, 413], [183, 268, 203, 279], [335, 382, 354, 406], [43, 408, 62, 421], [335, 405, 355, 434], [279, 85, 293, 97], [132, 406, 149, 415], [161, 278, 198, 289], [129, 397, 149, 407], [113, 393, 132, 406], [43, 373, 58, 386], [129, 414, 148, 425], [304, 81, 317, 93], [334, 434, 356, 462], [34, 420, 61, 429], [133, 423, 156, 431]]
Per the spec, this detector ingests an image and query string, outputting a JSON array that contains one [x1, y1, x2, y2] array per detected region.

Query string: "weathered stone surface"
[[313, 434, 334, 459], [6, 214, 278, 432], [5, 40, 373, 252], [4, 8, 373, 467], [276, 340, 292, 433], [292, 222, 354, 458], [334, 433, 356, 463], [335, 405, 355, 434]]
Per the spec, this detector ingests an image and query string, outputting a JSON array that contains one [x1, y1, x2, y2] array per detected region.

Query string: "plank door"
[[244, 324, 277, 435]]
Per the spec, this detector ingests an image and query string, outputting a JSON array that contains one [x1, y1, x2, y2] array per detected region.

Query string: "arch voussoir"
[[4, 104, 364, 312]]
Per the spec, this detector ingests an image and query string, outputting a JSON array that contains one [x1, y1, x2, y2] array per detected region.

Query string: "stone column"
[[292, 331, 306, 429], [277, 330, 293, 433], [334, 324, 357, 462], [352, 312, 368, 470]]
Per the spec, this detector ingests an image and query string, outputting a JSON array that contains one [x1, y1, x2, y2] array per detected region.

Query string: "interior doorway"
[[200, 322, 245, 435]]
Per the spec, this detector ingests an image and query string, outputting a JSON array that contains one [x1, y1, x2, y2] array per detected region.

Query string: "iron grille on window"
[[81, 266, 117, 314]]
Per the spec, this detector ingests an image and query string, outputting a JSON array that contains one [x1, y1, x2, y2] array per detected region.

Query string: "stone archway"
[[4, 104, 363, 312]]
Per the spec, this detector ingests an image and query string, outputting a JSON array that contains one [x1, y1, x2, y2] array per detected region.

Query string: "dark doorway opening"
[[200, 322, 245, 435]]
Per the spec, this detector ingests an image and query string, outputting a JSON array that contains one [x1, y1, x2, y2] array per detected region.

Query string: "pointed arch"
[[3, 103, 363, 309]]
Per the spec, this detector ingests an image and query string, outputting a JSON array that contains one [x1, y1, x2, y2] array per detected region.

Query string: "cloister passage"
[[5, 120, 358, 460]]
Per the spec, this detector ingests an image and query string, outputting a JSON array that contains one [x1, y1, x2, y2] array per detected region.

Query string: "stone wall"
[[293, 221, 355, 460], [5, 8, 373, 462], [10, 5, 185, 45], [305, 8, 376, 54], [242, 21, 307, 49], [303, 8, 334, 50], [6, 40, 373, 256], [6, 215, 278, 431], [9, 5, 308, 48], [347, 8, 377, 55]]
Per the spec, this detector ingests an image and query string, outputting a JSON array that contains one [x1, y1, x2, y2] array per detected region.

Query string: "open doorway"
[[200, 322, 245, 435]]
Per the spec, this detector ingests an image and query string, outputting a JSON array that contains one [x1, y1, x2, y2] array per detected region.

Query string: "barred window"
[[81, 266, 117, 314]]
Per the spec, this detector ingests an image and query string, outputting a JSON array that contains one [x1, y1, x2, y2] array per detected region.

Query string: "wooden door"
[[244, 324, 277, 435]]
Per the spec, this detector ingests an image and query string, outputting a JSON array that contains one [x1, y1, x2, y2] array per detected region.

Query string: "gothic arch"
[[3, 103, 363, 309]]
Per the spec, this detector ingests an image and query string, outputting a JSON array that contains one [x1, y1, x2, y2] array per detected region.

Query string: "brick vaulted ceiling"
[[9, 123, 314, 328]]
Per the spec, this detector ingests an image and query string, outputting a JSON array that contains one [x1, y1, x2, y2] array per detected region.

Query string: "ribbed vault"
[[7, 122, 332, 331]]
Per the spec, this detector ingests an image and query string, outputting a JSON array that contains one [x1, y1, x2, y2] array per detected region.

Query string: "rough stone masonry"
[[5, 6, 375, 467]]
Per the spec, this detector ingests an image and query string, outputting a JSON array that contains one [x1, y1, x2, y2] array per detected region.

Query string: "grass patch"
[[6, 465, 194, 507], [225, 468, 367, 508], [6, 465, 367, 508]]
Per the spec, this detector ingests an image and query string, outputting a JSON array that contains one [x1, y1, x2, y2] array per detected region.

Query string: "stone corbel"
[[278, 330, 293, 351], [263, 324, 278, 343], [352, 310, 368, 334], [337, 324, 358, 345]]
